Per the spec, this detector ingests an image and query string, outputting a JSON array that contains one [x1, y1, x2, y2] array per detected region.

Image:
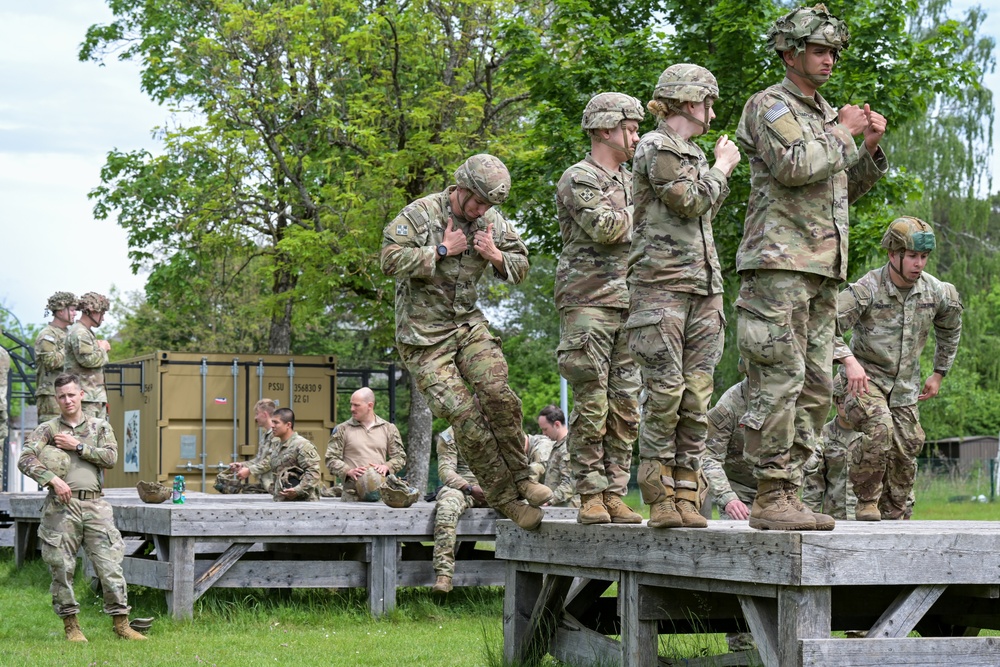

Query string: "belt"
[[63, 490, 103, 500]]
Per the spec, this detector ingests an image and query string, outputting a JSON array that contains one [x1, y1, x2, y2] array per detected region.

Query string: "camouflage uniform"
[[802, 418, 859, 519], [215, 428, 276, 494], [0, 346, 8, 483], [525, 433, 554, 483], [64, 322, 109, 419], [380, 156, 533, 510], [35, 323, 71, 423], [703, 379, 757, 517], [433, 427, 487, 580], [247, 432, 322, 501], [18, 416, 131, 618], [833, 262, 962, 518], [543, 434, 579, 507], [325, 415, 406, 501]]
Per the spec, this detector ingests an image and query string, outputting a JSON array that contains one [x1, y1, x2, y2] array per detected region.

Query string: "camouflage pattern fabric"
[[626, 291, 724, 470], [735, 76, 887, 281], [64, 322, 109, 404], [834, 266, 962, 407], [247, 433, 322, 501], [543, 435, 579, 507], [34, 323, 69, 420], [0, 346, 8, 479], [324, 416, 406, 493], [559, 307, 639, 495], [802, 418, 858, 520], [20, 416, 118, 489], [433, 427, 486, 578], [703, 379, 757, 513], [736, 270, 837, 482], [216, 429, 277, 494], [525, 433, 554, 483]]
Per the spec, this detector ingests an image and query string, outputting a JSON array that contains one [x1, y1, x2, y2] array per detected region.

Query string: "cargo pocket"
[[624, 309, 665, 367], [735, 295, 793, 367], [37, 525, 64, 567], [557, 331, 601, 383]]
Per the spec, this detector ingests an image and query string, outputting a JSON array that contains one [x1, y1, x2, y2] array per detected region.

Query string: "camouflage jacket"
[[0, 346, 9, 425], [834, 265, 963, 407], [63, 322, 108, 403], [380, 187, 530, 347], [249, 428, 276, 488], [735, 77, 888, 280], [542, 435, 577, 506], [629, 120, 731, 298], [19, 415, 118, 489], [437, 427, 479, 490], [525, 433, 554, 483], [704, 379, 756, 508], [34, 323, 69, 397], [324, 415, 406, 479], [248, 432, 322, 501], [555, 154, 632, 310]]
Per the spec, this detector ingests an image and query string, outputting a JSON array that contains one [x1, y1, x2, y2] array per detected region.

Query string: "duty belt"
[[55, 490, 104, 500]]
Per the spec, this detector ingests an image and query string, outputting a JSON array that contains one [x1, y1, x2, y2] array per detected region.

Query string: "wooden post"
[[518, 574, 573, 665], [620, 570, 659, 667], [369, 535, 397, 616], [504, 561, 543, 665], [167, 536, 196, 620], [778, 586, 830, 667]]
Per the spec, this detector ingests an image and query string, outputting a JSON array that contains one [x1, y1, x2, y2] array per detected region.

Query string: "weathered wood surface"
[[192, 543, 254, 601], [868, 584, 948, 638], [799, 637, 1000, 666]]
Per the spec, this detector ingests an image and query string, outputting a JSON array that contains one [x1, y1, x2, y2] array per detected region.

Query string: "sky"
[[1, 1, 998, 338]]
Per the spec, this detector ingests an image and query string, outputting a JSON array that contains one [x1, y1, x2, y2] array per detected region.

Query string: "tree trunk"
[[267, 265, 296, 354], [406, 371, 433, 493]]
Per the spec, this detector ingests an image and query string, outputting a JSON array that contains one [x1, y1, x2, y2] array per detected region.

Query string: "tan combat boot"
[[674, 468, 708, 528], [63, 615, 87, 642], [603, 491, 643, 524], [516, 480, 554, 507], [787, 483, 835, 530], [749, 479, 816, 530], [113, 615, 148, 640], [578, 493, 611, 524], [855, 500, 882, 521], [498, 500, 544, 531], [432, 575, 453, 594], [638, 461, 682, 529]]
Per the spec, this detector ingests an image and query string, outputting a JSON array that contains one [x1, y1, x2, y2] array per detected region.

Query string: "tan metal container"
[[104, 351, 337, 492]]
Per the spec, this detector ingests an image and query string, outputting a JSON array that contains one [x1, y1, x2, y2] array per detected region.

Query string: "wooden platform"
[[497, 519, 1000, 667], [4, 490, 576, 619]]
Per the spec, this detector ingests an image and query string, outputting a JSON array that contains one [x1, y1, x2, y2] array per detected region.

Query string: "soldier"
[[833, 217, 962, 520], [63, 292, 111, 419], [431, 426, 489, 594], [325, 387, 406, 502], [524, 431, 554, 484], [628, 64, 740, 528], [17, 373, 146, 641], [703, 379, 755, 522], [217, 398, 278, 494], [0, 344, 8, 487], [801, 415, 859, 520], [232, 407, 321, 501], [735, 4, 888, 530], [555, 92, 645, 525], [537, 405, 579, 507], [380, 154, 551, 530], [34, 291, 77, 423]]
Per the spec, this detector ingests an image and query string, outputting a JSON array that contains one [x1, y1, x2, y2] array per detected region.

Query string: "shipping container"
[[104, 351, 337, 492]]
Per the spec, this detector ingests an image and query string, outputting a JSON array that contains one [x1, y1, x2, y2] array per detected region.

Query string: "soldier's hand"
[[97, 339, 111, 352], [53, 432, 80, 451], [837, 104, 868, 136], [863, 104, 887, 154], [371, 463, 389, 476], [470, 485, 487, 505], [49, 476, 72, 504], [441, 217, 468, 256], [713, 134, 741, 176], [843, 355, 870, 397], [918, 372, 943, 401], [235, 465, 250, 480], [279, 487, 298, 499], [473, 223, 501, 263], [725, 498, 750, 520], [346, 466, 366, 480]]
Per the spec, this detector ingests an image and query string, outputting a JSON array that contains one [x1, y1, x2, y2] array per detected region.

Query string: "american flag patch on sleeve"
[[764, 102, 790, 123]]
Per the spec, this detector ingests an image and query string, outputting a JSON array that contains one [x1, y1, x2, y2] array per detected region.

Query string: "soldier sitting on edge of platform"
[[233, 408, 322, 501], [218, 398, 278, 494]]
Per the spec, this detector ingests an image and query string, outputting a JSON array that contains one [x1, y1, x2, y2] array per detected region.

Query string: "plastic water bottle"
[[172, 475, 186, 504]]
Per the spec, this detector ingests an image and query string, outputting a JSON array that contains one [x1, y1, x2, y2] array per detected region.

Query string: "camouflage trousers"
[[558, 307, 640, 496], [835, 381, 923, 519], [398, 323, 529, 507], [736, 270, 837, 483], [37, 495, 130, 618], [626, 291, 724, 470], [801, 418, 858, 520], [36, 395, 61, 424], [82, 402, 108, 420], [432, 486, 486, 578]]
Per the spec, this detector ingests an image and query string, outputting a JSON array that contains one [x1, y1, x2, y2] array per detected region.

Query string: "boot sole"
[[749, 517, 816, 530], [578, 514, 612, 525], [647, 518, 683, 528], [610, 516, 644, 524], [855, 515, 881, 522]]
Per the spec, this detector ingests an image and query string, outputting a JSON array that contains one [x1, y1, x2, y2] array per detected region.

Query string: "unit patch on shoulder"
[[396, 223, 409, 236], [764, 102, 790, 123], [579, 188, 596, 203]]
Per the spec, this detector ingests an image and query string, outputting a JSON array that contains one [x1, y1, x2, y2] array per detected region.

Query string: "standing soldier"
[[64, 292, 111, 419], [834, 217, 962, 520], [380, 154, 552, 530], [555, 92, 645, 525], [628, 64, 740, 528], [34, 291, 77, 423], [735, 4, 888, 530], [0, 344, 8, 487], [232, 407, 322, 501]]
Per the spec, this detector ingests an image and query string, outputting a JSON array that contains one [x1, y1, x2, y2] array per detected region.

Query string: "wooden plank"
[[639, 586, 745, 623], [800, 636, 1000, 666], [738, 595, 779, 667], [621, 571, 658, 667], [191, 559, 367, 588], [153, 534, 170, 561], [869, 584, 948, 638], [396, 560, 506, 588], [661, 652, 760, 667], [368, 535, 397, 617], [120, 557, 172, 589], [518, 574, 573, 666], [637, 571, 778, 599], [503, 562, 544, 666], [778, 587, 830, 667], [167, 536, 196, 620], [565, 578, 614, 621], [192, 542, 254, 601], [550, 614, 624, 667]]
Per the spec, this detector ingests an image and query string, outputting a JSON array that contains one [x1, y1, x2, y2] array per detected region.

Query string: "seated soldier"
[[217, 398, 278, 493], [232, 408, 321, 501], [525, 430, 554, 483], [325, 387, 406, 502], [802, 414, 859, 520], [537, 405, 580, 507]]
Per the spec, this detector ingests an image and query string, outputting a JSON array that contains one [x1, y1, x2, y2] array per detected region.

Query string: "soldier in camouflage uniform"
[[537, 405, 579, 507], [833, 217, 962, 520], [63, 292, 111, 419], [735, 4, 888, 530], [34, 291, 77, 423], [233, 408, 321, 501], [525, 432, 554, 484], [555, 92, 645, 525], [704, 379, 755, 521], [432, 426, 488, 594], [628, 65, 741, 529], [380, 154, 551, 531], [802, 415, 859, 519], [217, 398, 278, 494], [0, 345, 8, 487], [17, 373, 146, 642]]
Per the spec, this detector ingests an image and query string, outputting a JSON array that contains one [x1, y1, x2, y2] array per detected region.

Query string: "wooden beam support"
[[504, 562, 543, 666], [778, 587, 830, 667], [192, 542, 254, 601], [738, 595, 779, 667], [517, 574, 573, 666], [800, 636, 1000, 666], [621, 570, 659, 667], [868, 584, 948, 638], [166, 536, 196, 620]]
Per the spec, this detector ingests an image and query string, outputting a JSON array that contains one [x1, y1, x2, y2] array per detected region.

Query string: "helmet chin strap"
[[595, 121, 634, 160], [888, 253, 918, 285], [676, 107, 711, 133]]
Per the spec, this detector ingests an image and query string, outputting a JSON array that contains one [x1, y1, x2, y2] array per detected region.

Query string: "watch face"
[[438, 244, 448, 256]]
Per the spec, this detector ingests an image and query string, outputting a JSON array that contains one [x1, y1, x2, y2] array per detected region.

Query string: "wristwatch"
[[76, 443, 84, 454], [436, 244, 449, 258], [934, 368, 948, 377], [462, 484, 473, 496]]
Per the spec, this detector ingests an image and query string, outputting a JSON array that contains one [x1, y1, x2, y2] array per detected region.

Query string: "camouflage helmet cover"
[[137, 480, 172, 503], [355, 466, 385, 502], [278, 466, 303, 491], [46, 291, 77, 313], [39, 445, 71, 479], [380, 474, 420, 508], [77, 291, 110, 313], [454, 154, 511, 206], [767, 4, 849, 56], [653, 64, 720, 104], [881, 216, 936, 253], [581, 92, 645, 130]]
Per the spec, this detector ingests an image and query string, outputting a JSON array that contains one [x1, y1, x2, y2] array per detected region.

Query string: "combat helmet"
[[380, 474, 420, 508], [46, 291, 77, 315], [76, 292, 110, 314], [136, 480, 172, 503], [38, 445, 71, 479], [881, 216, 935, 253], [354, 466, 385, 502], [278, 466, 303, 492], [653, 64, 719, 131], [581, 92, 644, 130], [767, 4, 849, 56], [454, 154, 510, 206]]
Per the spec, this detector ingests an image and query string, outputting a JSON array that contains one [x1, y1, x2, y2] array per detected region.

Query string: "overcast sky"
[[1, 1, 998, 338]]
